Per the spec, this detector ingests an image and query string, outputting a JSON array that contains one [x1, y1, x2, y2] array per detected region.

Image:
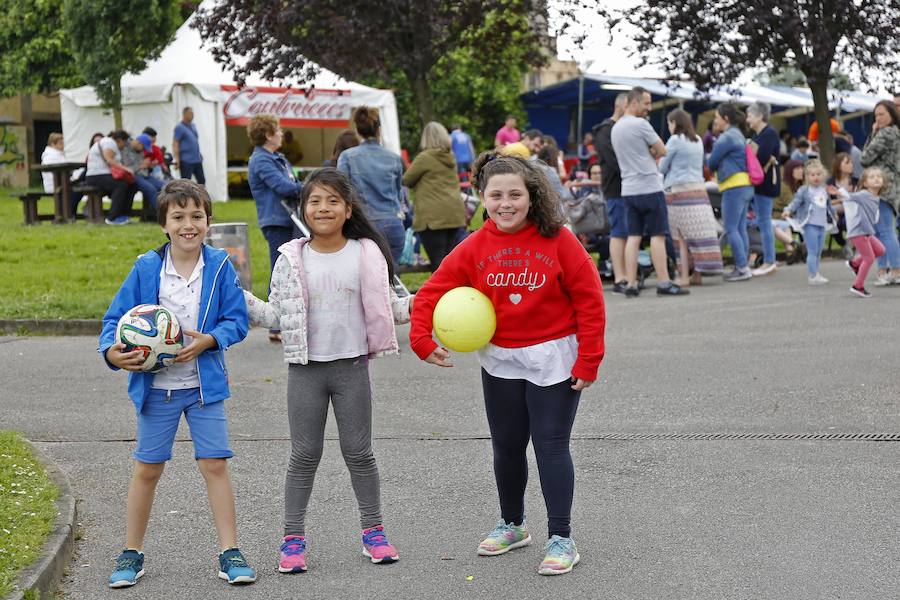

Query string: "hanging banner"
[[221, 85, 352, 128]]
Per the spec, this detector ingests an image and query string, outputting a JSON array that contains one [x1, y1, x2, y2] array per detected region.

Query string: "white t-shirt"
[[477, 334, 579, 387], [152, 249, 204, 390], [85, 137, 120, 176], [40, 146, 68, 193], [302, 240, 369, 361]]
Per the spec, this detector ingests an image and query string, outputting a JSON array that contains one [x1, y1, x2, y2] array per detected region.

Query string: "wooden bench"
[[16, 192, 54, 225], [72, 184, 106, 224]]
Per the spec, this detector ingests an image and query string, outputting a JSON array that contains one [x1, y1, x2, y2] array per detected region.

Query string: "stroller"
[[281, 200, 411, 298]]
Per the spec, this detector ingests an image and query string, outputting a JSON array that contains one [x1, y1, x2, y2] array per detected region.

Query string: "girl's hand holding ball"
[[426, 347, 453, 367]]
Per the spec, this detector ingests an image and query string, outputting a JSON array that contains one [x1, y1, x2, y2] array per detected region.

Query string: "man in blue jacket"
[[99, 180, 255, 588]]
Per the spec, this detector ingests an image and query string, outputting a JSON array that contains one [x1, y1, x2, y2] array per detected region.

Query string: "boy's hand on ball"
[[425, 347, 453, 367], [106, 343, 145, 371], [571, 377, 593, 391], [175, 330, 216, 362]]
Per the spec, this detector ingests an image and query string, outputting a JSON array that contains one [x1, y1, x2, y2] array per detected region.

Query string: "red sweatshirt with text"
[[409, 219, 606, 381]]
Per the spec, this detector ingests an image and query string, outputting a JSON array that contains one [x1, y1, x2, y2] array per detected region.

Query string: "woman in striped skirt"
[[658, 109, 724, 286]]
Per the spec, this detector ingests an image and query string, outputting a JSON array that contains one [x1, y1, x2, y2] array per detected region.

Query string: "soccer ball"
[[115, 304, 184, 372]]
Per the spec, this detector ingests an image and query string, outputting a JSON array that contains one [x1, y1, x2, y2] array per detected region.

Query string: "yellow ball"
[[433, 287, 497, 352]]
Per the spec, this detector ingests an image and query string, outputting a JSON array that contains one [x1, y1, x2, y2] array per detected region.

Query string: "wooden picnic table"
[[31, 162, 85, 223]]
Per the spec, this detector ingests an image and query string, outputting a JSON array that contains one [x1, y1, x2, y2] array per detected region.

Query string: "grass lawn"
[[0, 191, 430, 320], [0, 431, 59, 597]]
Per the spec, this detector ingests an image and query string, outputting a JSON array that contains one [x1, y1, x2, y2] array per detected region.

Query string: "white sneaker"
[[751, 263, 777, 276], [808, 274, 828, 285], [874, 275, 893, 287]]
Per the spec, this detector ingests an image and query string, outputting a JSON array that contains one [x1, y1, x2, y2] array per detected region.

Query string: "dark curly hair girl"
[[472, 152, 566, 237]]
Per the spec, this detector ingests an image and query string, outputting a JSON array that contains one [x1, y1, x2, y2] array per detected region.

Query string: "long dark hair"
[[331, 129, 360, 164], [472, 151, 566, 237], [874, 100, 900, 128], [667, 108, 698, 142], [298, 168, 395, 280], [783, 159, 804, 193]]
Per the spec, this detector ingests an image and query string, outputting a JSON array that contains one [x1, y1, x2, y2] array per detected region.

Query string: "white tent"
[[59, 2, 400, 201]]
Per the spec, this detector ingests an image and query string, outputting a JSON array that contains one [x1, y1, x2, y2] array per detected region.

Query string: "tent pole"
[[577, 73, 584, 149]]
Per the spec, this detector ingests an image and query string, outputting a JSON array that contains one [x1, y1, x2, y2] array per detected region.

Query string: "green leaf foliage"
[[0, 0, 83, 96], [62, 0, 180, 113], [361, 4, 537, 153]]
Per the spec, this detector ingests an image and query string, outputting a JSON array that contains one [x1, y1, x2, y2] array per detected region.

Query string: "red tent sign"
[[221, 85, 352, 128]]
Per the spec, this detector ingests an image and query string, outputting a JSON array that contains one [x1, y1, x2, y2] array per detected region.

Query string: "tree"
[[0, 0, 83, 96], [361, 8, 535, 152], [759, 65, 856, 92], [62, 0, 180, 128], [192, 0, 547, 127], [601, 0, 900, 167]]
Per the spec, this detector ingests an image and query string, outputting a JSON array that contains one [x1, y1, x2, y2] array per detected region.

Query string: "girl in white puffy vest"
[[243, 167, 410, 573]]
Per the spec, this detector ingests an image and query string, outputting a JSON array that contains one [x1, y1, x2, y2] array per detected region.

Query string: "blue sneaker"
[[105, 216, 132, 225], [108, 549, 144, 588], [218, 548, 256, 584]]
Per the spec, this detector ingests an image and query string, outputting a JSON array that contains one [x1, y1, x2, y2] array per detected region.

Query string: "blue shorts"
[[606, 197, 628, 239], [135, 388, 233, 463], [624, 191, 669, 237]]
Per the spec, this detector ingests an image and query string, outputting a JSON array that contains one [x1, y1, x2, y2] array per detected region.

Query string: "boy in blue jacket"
[[99, 180, 255, 588]]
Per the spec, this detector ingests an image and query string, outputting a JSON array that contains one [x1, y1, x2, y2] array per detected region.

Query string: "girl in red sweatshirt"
[[410, 153, 605, 576]]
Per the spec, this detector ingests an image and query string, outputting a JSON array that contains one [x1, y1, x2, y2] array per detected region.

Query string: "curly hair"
[[472, 151, 565, 237], [247, 115, 279, 147]]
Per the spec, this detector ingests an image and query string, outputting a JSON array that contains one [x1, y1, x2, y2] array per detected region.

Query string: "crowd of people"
[[245, 92, 900, 305], [39, 107, 206, 225], [585, 87, 900, 297]]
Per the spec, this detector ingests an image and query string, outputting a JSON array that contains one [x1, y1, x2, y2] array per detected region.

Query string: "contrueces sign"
[[221, 85, 352, 128]]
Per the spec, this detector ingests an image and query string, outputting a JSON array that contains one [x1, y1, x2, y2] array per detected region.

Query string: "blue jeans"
[[180, 161, 206, 185], [722, 186, 754, 269], [803, 224, 826, 276], [753, 194, 776, 264], [874, 200, 900, 269], [371, 217, 405, 268], [135, 173, 164, 211]]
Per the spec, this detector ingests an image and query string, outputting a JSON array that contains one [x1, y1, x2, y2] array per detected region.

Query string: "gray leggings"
[[285, 358, 382, 536]]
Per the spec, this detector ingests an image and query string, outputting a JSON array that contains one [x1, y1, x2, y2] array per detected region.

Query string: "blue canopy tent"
[[522, 74, 889, 154]]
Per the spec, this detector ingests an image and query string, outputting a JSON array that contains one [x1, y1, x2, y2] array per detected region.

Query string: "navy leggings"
[[481, 369, 581, 538]]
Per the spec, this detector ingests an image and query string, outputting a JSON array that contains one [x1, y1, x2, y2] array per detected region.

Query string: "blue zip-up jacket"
[[784, 185, 837, 227], [248, 146, 302, 228], [707, 126, 747, 183], [337, 139, 404, 220], [659, 134, 705, 188], [99, 244, 249, 412]]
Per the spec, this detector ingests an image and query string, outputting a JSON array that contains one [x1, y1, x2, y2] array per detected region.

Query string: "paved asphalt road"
[[2, 259, 898, 599]]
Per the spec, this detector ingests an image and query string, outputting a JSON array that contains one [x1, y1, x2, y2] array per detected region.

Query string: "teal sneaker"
[[217, 548, 256, 584], [477, 519, 532, 556], [538, 535, 580, 575], [108, 549, 145, 588]]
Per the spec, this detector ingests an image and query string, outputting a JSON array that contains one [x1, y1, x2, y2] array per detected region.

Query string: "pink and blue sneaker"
[[278, 535, 307, 573], [362, 525, 399, 563], [537, 535, 580, 575], [477, 519, 532, 556]]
